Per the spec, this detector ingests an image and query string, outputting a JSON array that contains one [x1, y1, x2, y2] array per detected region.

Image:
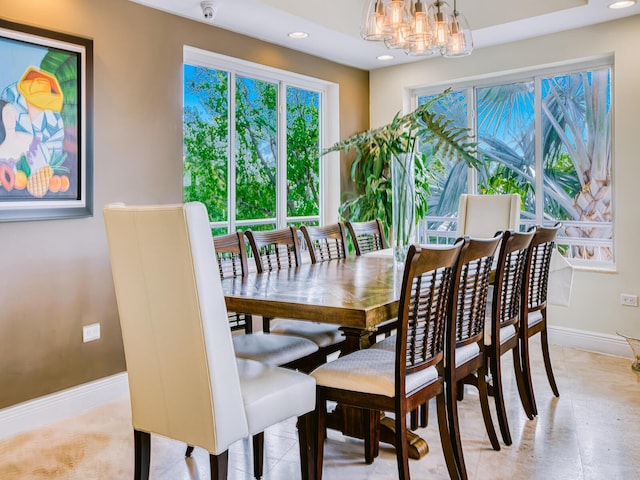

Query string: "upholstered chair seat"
[[233, 333, 318, 366], [269, 319, 345, 348]]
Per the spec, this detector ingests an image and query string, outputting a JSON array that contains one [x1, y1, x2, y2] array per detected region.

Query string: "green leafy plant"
[[324, 89, 479, 235]]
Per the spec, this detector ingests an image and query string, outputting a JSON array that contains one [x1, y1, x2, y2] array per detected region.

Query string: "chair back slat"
[[493, 230, 535, 328], [246, 227, 302, 273], [346, 219, 388, 256], [213, 231, 249, 280], [397, 243, 463, 380], [526, 223, 561, 311], [300, 223, 348, 263], [451, 235, 502, 347], [213, 231, 251, 332]]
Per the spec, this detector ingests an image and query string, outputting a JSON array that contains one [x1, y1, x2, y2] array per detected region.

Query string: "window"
[[415, 58, 613, 266], [183, 47, 334, 235]]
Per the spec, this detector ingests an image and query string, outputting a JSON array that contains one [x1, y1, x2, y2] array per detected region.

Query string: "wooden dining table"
[[221, 252, 429, 459]]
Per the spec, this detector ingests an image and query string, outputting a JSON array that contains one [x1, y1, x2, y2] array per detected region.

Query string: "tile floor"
[[1, 339, 639, 479]]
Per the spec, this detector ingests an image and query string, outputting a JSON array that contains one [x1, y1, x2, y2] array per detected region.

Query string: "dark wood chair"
[[345, 219, 388, 255], [345, 220, 397, 344], [520, 223, 562, 417], [482, 230, 535, 446], [445, 234, 502, 479], [311, 242, 464, 480], [300, 223, 349, 264], [213, 231, 252, 333], [246, 226, 345, 369]]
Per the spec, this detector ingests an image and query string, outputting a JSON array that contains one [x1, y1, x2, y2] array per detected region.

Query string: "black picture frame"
[[0, 19, 93, 221]]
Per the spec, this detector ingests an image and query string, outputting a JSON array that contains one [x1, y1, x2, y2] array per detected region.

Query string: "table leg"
[[326, 326, 429, 460]]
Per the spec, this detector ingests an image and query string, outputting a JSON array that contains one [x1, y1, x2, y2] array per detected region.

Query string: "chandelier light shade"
[[361, 0, 474, 57]]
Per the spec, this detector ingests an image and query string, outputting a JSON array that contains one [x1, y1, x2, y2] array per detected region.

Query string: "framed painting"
[[0, 19, 93, 221]]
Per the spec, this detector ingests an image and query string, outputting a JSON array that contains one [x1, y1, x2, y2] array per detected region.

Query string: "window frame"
[[409, 55, 615, 269], [183, 46, 340, 233]]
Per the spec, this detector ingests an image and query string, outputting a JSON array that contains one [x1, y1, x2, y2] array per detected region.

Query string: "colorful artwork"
[[0, 20, 92, 221]]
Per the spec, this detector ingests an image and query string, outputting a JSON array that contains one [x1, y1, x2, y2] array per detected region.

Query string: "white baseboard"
[[0, 372, 129, 441], [548, 325, 631, 359]]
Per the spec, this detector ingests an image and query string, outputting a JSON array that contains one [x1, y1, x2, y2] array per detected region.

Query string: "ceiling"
[[130, 0, 640, 70]]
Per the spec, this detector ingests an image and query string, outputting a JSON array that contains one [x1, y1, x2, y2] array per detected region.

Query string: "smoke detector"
[[201, 1, 216, 20]]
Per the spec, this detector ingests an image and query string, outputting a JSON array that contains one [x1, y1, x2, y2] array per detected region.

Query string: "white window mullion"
[[534, 76, 544, 225], [277, 82, 288, 228], [318, 90, 326, 225], [228, 72, 237, 233]]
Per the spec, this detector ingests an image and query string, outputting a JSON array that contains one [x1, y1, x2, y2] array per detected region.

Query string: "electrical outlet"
[[83, 323, 101, 342], [620, 294, 638, 307]]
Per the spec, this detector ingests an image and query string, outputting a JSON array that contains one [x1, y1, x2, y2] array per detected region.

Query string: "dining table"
[[221, 251, 430, 459]]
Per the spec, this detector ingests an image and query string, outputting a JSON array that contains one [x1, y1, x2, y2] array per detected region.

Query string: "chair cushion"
[[484, 323, 517, 346], [233, 333, 318, 366], [237, 359, 316, 435], [270, 319, 345, 348], [369, 335, 396, 352], [455, 342, 480, 366], [528, 311, 544, 327], [372, 336, 479, 368], [311, 348, 438, 397]]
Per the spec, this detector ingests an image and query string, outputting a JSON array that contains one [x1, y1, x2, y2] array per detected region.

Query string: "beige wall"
[[0, 0, 369, 409], [370, 15, 640, 338]]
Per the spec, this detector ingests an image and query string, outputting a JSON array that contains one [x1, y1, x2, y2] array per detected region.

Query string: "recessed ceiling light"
[[608, 1, 636, 8], [288, 32, 309, 39], [377, 54, 394, 61]]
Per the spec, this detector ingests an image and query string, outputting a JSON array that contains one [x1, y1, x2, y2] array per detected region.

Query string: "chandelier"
[[361, 0, 473, 57]]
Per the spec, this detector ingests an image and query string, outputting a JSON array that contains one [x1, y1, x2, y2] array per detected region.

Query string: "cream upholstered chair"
[[456, 194, 520, 238], [103, 203, 316, 480]]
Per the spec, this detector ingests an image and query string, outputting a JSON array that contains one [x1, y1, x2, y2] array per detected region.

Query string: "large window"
[[415, 58, 613, 266], [183, 48, 329, 235]]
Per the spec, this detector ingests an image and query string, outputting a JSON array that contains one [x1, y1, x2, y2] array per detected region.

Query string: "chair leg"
[[512, 346, 534, 419], [362, 409, 379, 464], [445, 374, 468, 480], [541, 326, 560, 397], [252, 432, 264, 479], [489, 353, 512, 446], [419, 400, 429, 429], [394, 407, 411, 480], [456, 380, 465, 401], [436, 393, 462, 480], [476, 366, 500, 451], [134, 429, 150, 480], [297, 412, 316, 480], [315, 395, 327, 480], [185, 445, 194, 457], [410, 408, 419, 431], [519, 331, 538, 417], [209, 451, 228, 480], [262, 316, 272, 333]]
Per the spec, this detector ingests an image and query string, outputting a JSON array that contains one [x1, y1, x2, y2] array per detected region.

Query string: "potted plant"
[[324, 89, 479, 254]]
